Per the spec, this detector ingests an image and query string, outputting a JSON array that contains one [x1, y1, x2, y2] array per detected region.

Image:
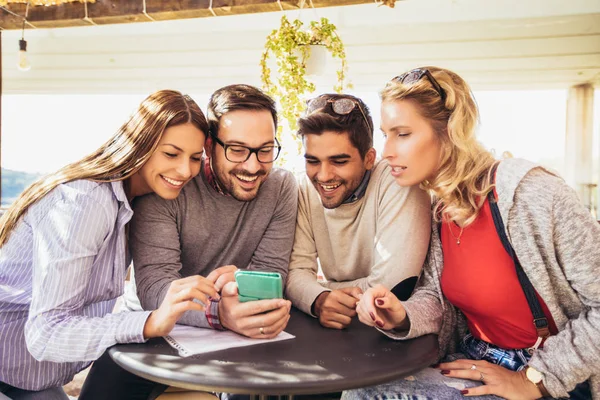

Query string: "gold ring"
[[479, 371, 485, 382], [470, 364, 477, 370], [259, 327, 265, 335]]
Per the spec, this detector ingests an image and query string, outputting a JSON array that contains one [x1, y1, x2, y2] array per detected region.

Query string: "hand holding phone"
[[235, 270, 283, 302]]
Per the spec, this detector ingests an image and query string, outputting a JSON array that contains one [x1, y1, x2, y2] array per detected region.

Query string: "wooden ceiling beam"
[[0, 0, 377, 30]]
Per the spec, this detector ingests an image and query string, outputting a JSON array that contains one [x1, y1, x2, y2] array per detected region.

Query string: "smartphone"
[[235, 270, 283, 302]]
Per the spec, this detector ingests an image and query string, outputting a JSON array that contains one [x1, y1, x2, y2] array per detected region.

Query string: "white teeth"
[[392, 167, 406, 172], [163, 176, 184, 186], [236, 174, 258, 182], [320, 183, 341, 191]]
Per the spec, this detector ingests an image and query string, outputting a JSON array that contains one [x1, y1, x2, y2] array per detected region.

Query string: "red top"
[[440, 198, 558, 349]]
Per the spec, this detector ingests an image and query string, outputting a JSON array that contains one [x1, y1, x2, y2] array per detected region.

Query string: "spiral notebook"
[[164, 324, 295, 357]]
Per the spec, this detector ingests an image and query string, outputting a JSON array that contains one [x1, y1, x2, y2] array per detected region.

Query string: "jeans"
[[342, 334, 591, 400]]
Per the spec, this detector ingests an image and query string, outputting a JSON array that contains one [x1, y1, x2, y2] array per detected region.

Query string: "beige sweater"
[[286, 160, 432, 315]]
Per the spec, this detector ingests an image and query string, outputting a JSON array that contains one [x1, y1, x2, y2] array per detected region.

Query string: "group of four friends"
[[0, 66, 598, 400]]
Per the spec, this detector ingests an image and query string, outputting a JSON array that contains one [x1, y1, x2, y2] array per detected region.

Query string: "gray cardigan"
[[393, 158, 600, 399]]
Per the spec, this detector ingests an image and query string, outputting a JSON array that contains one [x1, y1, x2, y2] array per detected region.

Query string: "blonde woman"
[[0, 90, 218, 400], [343, 67, 599, 399]]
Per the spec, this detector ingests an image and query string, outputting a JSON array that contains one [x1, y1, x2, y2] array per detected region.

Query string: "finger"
[[190, 279, 220, 299], [348, 287, 364, 300], [461, 385, 493, 397], [326, 298, 358, 317], [220, 281, 239, 297], [172, 287, 211, 306], [356, 301, 377, 327], [439, 369, 482, 382], [171, 300, 205, 316], [206, 265, 238, 283], [245, 308, 291, 338], [172, 276, 220, 298], [245, 303, 291, 329], [374, 290, 399, 310], [340, 286, 363, 299], [321, 311, 353, 327], [334, 292, 361, 310], [214, 272, 236, 292], [261, 313, 290, 339], [239, 298, 290, 316], [321, 318, 349, 330], [438, 359, 484, 370], [359, 288, 385, 322]]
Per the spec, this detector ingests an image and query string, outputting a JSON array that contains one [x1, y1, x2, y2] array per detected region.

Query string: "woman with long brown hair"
[[343, 67, 598, 399], [0, 90, 218, 400]]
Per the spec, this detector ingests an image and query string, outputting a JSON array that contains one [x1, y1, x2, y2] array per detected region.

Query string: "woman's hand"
[[436, 359, 543, 399], [356, 284, 409, 331], [143, 275, 219, 338]]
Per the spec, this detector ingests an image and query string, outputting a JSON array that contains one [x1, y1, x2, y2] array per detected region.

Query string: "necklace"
[[448, 221, 464, 245]]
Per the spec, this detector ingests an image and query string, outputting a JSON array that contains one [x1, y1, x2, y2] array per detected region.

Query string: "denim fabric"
[[459, 334, 530, 371], [341, 351, 501, 400], [341, 334, 591, 400]]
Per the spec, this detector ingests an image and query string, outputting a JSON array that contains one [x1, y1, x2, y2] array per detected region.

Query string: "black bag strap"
[[487, 163, 550, 346]]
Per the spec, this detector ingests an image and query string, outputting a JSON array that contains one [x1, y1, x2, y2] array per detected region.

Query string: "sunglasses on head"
[[392, 68, 447, 102], [305, 96, 372, 131]]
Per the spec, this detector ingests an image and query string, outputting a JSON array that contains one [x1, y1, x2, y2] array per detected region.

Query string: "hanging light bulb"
[[18, 18, 31, 72], [18, 39, 31, 71]]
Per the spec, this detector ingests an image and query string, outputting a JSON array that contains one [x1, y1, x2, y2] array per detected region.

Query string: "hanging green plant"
[[260, 15, 352, 158]]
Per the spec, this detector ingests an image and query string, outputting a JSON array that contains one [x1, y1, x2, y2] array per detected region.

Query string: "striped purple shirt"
[[0, 180, 151, 391]]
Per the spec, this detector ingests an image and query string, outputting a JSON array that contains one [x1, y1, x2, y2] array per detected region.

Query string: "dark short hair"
[[207, 84, 278, 137], [297, 93, 374, 158]]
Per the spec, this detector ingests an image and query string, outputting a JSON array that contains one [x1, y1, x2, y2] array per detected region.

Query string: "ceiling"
[[1, 0, 599, 95]]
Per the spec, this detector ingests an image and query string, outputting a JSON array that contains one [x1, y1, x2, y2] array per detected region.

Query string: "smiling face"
[[206, 109, 276, 202], [380, 99, 442, 187], [303, 130, 375, 209], [130, 122, 205, 200]]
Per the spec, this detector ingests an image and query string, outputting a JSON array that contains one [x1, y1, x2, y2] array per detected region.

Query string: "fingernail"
[[460, 390, 468, 395], [440, 370, 450, 375], [376, 320, 384, 328], [431, 363, 440, 368], [376, 299, 384, 306], [369, 312, 376, 321]]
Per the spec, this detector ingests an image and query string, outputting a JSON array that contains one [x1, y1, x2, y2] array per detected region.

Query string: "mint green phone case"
[[235, 270, 283, 302]]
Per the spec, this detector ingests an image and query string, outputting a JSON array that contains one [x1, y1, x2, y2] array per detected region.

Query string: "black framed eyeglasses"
[[306, 96, 372, 131], [392, 68, 447, 102], [210, 132, 281, 163]]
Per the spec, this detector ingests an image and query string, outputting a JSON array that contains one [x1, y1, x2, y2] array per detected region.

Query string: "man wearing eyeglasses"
[[285, 93, 431, 330], [79, 85, 298, 400]]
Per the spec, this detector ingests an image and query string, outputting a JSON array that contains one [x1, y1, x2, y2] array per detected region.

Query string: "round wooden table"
[[109, 307, 438, 399]]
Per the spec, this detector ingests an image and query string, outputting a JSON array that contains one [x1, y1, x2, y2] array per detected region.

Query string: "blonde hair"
[[0, 90, 208, 247], [381, 66, 497, 226]]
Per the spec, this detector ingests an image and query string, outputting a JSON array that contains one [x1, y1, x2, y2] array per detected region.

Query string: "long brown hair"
[[381, 67, 497, 226], [0, 90, 208, 246]]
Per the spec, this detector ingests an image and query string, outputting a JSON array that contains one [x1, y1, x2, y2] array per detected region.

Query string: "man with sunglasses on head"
[[79, 85, 298, 400], [285, 93, 431, 330]]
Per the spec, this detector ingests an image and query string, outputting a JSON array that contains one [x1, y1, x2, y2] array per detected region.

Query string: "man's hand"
[[143, 275, 218, 339], [218, 281, 291, 339], [313, 287, 363, 329], [206, 265, 238, 292]]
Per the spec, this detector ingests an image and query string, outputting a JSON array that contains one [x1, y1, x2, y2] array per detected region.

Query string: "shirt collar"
[[342, 169, 372, 204], [110, 180, 131, 206], [202, 156, 230, 197]]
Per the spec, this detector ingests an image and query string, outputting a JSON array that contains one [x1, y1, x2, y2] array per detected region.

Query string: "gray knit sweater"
[[393, 158, 600, 399]]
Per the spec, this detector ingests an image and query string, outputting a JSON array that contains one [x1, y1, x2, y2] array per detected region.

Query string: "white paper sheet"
[[164, 324, 295, 357]]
